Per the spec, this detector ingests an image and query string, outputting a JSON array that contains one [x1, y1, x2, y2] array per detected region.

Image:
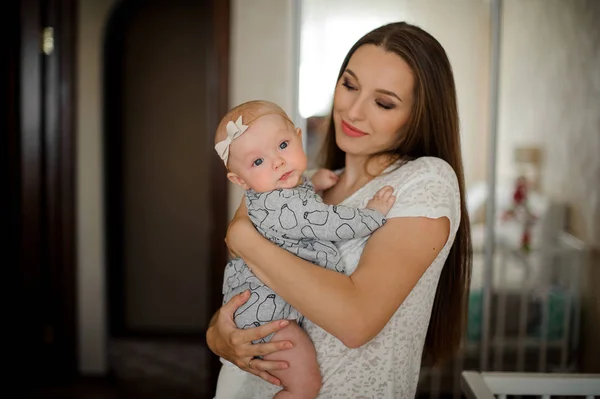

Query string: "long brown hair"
[[320, 22, 472, 365]]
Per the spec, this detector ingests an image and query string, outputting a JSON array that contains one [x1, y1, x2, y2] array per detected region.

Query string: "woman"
[[207, 21, 472, 398]]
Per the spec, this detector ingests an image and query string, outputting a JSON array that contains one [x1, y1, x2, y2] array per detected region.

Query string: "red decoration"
[[502, 176, 536, 252]]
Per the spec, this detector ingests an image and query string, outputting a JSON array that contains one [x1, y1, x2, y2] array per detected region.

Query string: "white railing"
[[418, 232, 590, 398], [461, 371, 600, 399]]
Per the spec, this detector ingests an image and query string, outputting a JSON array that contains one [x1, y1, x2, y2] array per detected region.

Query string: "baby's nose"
[[273, 157, 285, 169]]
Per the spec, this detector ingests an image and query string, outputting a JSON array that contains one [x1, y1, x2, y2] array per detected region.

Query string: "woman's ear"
[[227, 172, 250, 190]]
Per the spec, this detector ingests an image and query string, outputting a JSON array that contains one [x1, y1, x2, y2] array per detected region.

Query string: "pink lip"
[[341, 120, 367, 137], [279, 171, 293, 181]]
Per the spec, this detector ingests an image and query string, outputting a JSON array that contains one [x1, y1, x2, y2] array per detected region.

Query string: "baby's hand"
[[366, 186, 396, 216], [311, 168, 339, 192]]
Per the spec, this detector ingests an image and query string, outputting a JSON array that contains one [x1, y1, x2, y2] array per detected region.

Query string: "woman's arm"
[[227, 215, 450, 348]]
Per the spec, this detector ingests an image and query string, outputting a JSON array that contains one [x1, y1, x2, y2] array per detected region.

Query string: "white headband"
[[214, 116, 249, 166]]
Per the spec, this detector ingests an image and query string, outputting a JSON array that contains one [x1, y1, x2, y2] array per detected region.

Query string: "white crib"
[[417, 231, 590, 398], [461, 371, 600, 399]]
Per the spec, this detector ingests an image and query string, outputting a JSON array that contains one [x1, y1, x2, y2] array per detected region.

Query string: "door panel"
[[105, 0, 229, 336], [10, 0, 77, 384]]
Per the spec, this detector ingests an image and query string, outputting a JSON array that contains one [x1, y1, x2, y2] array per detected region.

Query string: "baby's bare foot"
[[366, 186, 396, 216]]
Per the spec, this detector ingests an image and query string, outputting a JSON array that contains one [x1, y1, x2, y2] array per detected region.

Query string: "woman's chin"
[[335, 133, 370, 156]]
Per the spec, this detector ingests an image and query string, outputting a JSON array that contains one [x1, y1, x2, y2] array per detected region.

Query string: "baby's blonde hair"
[[214, 100, 294, 147]]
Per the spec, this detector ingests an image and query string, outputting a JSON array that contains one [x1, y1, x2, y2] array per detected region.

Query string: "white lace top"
[[224, 157, 461, 398]]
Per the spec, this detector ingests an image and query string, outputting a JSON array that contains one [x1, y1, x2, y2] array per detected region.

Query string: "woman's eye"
[[279, 141, 289, 150], [376, 101, 394, 110], [342, 79, 357, 91], [253, 158, 264, 166]]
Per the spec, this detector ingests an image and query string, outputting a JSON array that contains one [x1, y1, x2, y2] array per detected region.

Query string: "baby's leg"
[[264, 321, 321, 399]]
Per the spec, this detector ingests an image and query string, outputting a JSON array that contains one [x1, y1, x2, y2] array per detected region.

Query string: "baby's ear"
[[295, 127, 302, 137], [227, 172, 250, 190]]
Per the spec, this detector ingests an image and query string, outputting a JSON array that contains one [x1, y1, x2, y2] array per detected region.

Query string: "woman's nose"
[[347, 95, 366, 121]]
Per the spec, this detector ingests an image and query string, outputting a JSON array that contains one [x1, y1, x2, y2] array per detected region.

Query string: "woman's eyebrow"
[[344, 69, 402, 102], [345, 68, 359, 80], [377, 88, 402, 102]]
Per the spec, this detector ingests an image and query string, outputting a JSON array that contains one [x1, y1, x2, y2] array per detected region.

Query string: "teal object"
[[465, 288, 571, 342], [467, 290, 483, 342], [529, 288, 572, 341]]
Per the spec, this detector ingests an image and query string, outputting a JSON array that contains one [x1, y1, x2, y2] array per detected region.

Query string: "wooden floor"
[[26, 338, 215, 398], [27, 378, 464, 399], [23, 338, 473, 398], [27, 376, 124, 399], [27, 377, 214, 398]]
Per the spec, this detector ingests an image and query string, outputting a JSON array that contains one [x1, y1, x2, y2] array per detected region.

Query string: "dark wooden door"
[[7, 0, 77, 387], [104, 0, 229, 337], [103, 0, 230, 393]]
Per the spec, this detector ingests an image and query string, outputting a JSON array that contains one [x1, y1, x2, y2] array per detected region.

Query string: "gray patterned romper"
[[222, 177, 386, 342]]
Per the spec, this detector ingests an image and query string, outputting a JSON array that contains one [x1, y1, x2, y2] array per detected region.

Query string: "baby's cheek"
[[255, 171, 278, 192], [296, 149, 308, 170]]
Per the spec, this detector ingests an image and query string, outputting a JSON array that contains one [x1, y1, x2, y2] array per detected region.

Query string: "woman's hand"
[[206, 290, 293, 386]]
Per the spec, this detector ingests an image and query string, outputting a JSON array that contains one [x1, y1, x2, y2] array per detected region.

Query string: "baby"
[[214, 100, 395, 398]]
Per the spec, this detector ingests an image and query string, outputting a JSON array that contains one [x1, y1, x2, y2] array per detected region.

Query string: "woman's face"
[[332, 44, 415, 158]]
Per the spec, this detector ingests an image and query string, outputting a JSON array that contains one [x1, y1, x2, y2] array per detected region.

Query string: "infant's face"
[[228, 114, 307, 192]]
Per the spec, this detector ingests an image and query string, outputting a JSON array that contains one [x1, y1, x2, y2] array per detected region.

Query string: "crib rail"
[[461, 371, 600, 399], [417, 232, 591, 398]]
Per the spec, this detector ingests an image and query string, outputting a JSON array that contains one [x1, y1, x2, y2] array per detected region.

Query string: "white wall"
[[497, 0, 600, 371], [497, 0, 600, 246], [227, 0, 297, 218], [76, 0, 296, 374]]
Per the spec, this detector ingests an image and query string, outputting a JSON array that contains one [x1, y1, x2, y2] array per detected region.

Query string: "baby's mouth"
[[279, 171, 293, 181]]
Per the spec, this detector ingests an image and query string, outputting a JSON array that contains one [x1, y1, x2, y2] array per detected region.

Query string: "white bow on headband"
[[214, 116, 249, 165]]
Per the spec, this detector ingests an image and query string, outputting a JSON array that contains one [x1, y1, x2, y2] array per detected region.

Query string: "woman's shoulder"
[[381, 156, 458, 189], [381, 157, 461, 229]]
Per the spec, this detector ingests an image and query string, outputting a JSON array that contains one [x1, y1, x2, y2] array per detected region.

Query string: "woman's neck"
[[339, 154, 392, 191]]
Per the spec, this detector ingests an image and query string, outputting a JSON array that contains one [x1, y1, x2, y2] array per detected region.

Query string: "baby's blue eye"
[[253, 158, 264, 166], [279, 141, 288, 150]]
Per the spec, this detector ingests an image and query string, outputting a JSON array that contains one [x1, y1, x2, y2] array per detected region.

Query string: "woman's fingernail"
[[283, 342, 293, 349], [281, 363, 289, 369], [279, 320, 289, 328]]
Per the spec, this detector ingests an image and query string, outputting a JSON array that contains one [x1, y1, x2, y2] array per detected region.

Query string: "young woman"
[[207, 21, 472, 398]]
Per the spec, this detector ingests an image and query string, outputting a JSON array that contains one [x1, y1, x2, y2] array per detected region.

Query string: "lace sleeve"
[[386, 161, 461, 235]]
